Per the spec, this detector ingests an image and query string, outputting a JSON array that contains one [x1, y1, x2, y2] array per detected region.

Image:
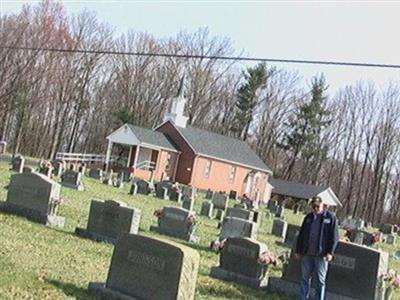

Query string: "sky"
[[1, 0, 400, 93]]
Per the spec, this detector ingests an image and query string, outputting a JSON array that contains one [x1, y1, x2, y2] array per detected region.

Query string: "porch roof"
[[107, 124, 179, 152]]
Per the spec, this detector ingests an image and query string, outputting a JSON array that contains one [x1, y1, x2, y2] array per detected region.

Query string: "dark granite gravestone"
[[181, 195, 195, 211], [170, 185, 183, 203], [10, 155, 24, 173], [150, 207, 199, 242], [89, 234, 200, 300], [271, 218, 288, 238], [75, 199, 141, 244], [380, 223, 394, 234], [241, 198, 257, 210], [0, 172, 64, 227], [61, 170, 84, 191], [136, 179, 152, 195], [234, 203, 247, 209], [275, 205, 285, 218], [23, 166, 33, 173], [205, 189, 214, 199], [181, 185, 196, 198], [212, 192, 229, 211], [155, 181, 173, 200], [279, 224, 300, 248], [229, 190, 238, 200], [226, 207, 254, 221], [210, 237, 269, 289], [386, 234, 396, 245], [88, 168, 103, 180], [51, 160, 65, 177], [38, 165, 52, 177], [269, 241, 389, 300], [219, 217, 258, 240], [200, 201, 214, 218], [121, 171, 131, 182], [216, 209, 225, 223]]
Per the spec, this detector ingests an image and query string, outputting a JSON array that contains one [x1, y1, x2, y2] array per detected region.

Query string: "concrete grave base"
[[75, 228, 117, 244], [210, 266, 269, 290], [0, 202, 65, 227], [268, 277, 359, 300], [149, 225, 200, 243], [61, 183, 84, 191], [88, 282, 139, 300]]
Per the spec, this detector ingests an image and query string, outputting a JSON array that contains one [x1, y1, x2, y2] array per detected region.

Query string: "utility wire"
[[2, 45, 400, 69]]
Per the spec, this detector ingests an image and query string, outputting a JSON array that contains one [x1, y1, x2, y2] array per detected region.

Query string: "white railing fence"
[[55, 152, 116, 164], [135, 160, 156, 171]]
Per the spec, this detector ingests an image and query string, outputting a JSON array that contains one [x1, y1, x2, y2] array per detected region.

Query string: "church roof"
[[173, 124, 272, 173]]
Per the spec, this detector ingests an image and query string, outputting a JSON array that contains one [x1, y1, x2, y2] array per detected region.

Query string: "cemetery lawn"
[[0, 161, 399, 300]]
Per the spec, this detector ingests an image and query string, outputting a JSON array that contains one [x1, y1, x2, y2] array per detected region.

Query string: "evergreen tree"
[[113, 109, 135, 127], [234, 63, 267, 140], [279, 75, 331, 180]]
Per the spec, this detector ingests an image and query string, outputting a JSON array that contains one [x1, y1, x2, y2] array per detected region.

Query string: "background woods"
[[1, 1, 400, 225]]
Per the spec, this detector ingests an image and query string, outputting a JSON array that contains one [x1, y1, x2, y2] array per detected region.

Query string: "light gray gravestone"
[[212, 192, 229, 211], [219, 217, 258, 241], [271, 218, 288, 238], [61, 169, 84, 191]]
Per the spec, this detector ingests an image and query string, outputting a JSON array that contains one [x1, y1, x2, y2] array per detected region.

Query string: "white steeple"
[[163, 75, 189, 128]]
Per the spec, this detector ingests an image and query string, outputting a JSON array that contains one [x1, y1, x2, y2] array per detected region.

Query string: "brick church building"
[[105, 81, 273, 203]]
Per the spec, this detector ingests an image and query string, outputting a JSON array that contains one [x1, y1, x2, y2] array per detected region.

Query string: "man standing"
[[295, 197, 339, 300]]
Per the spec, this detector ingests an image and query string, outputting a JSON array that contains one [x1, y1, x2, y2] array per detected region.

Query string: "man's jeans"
[[300, 255, 329, 300]]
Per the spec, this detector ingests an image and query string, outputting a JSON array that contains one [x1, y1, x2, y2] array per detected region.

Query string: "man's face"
[[312, 202, 324, 214]]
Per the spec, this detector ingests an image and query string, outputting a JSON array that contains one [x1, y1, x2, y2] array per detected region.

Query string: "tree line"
[[1, 1, 399, 225]]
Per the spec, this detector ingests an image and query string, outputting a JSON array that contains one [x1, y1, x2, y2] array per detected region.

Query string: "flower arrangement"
[[153, 209, 164, 219], [382, 269, 400, 288], [210, 239, 226, 253], [258, 251, 278, 266], [187, 214, 197, 226], [372, 232, 383, 244]]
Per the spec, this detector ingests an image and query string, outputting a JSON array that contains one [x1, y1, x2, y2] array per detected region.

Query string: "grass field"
[[0, 161, 399, 299]]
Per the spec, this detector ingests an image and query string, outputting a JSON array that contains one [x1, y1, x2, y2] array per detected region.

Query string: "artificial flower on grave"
[[210, 239, 226, 253], [187, 214, 197, 226], [258, 251, 278, 266], [153, 208, 164, 219], [372, 232, 383, 244]]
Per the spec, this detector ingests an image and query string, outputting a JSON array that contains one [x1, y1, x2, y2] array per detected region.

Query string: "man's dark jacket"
[[295, 209, 339, 256]]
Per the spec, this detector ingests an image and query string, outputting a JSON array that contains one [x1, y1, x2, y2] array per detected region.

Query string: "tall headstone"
[[75, 200, 141, 244], [0, 172, 65, 227], [150, 207, 199, 242], [10, 155, 24, 173], [205, 189, 214, 199], [61, 169, 84, 191], [219, 217, 258, 240], [270, 242, 389, 300], [181, 195, 195, 212], [135, 180, 152, 195], [275, 205, 285, 219], [229, 190, 238, 200], [212, 192, 229, 211], [155, 181, 173, 200], [88, 168, 103, 180], [51, 160, 65, 177], [200, 201, 214, 219], [89, 234, 200, 300], [210, 237, 269, 289], [170, 185, 183, 203], [380, 223, 394, 234], [271, 218, 288, 238], [226, 207, 254, 222]]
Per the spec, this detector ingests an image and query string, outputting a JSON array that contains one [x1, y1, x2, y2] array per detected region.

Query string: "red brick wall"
[[191, 156, 271, 202], [156, 122, 195, 185]]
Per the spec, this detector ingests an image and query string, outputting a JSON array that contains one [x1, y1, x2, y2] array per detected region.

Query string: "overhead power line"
[[2, 45, 400, 69]]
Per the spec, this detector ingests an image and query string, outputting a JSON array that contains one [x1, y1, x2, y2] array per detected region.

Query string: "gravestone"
[[181, 195, 195, 212], [205, 189, 214, 199], [23, 166, 34, 173], [219, 217, 258, 240], [353, 231, 365, 245], [280, 224, 300, 248], [102, 171, 113, 185], [212, 192, 229, 211], [10, 155, 24, 173], [136, 180, 151, 195], [234, 203, 247, 209], [170, 185, 183, 203], [271, 218, 288, 238], [155, 181, 173, 200], [112, 173, 124, 188], [150, 207, 199, 242], [88, 168, 103, 180], [89, 234, 200, 300], [78, 163, 86, 175], [380, 223, 394, 234], [121, 171, 131, 182], [38, 165, 53, 178], [210, 237, 269, 289], [293, 204, 300, 215], [226, 207, 254, 222], [181, 185, 196, 198], [386, 234, 396, 245], [200, 201, 214, 218], [275, 205, 285, 218], [0, 172, 64, 227], [229, 190, 238, 200], [355, 219, 365, 230], [52, 160, 65, 177], [269, 241, 389, 300], [61, 169, 84, 191], [0, 140, 6, 154], [75, 199, 141, 244], [216, 210, 225, 223]]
